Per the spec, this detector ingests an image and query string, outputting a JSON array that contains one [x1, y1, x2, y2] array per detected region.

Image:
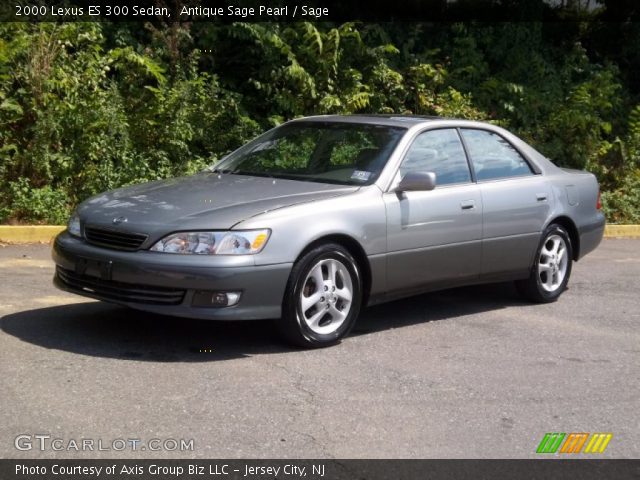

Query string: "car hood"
[[78, 173, 358, 236]]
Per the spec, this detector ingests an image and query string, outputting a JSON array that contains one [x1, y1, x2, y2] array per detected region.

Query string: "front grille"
[[56, 267, 185, 305], [84, 226, 148, 251]]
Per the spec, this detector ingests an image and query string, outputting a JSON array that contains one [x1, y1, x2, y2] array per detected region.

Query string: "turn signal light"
[[251, 232, 268, 250]]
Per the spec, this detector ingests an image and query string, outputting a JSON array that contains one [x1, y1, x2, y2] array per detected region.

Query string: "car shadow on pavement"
[[352, 281, 527, 336], [1, 282, 528, 362]]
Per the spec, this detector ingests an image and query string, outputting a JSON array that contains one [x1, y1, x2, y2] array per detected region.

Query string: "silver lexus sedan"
[[53, 115, 605, 347]]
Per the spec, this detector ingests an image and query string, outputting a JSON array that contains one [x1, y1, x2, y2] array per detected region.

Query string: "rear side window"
[[399, 129, 471, 186], [460, 129, 533, 181]]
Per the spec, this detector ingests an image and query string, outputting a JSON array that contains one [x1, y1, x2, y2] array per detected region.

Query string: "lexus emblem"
[[112, 216, 127, 225]]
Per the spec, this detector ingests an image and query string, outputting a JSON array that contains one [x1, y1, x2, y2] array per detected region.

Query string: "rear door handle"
[[460, 200, 476, 210], [536, 193, 548, 202]]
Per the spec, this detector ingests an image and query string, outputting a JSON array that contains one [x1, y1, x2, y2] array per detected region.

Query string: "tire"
[[276, 243, 363, 348], [516, 223, 573, 303]]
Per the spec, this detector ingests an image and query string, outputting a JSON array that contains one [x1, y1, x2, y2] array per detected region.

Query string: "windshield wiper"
[[232, 170, 277, 178]]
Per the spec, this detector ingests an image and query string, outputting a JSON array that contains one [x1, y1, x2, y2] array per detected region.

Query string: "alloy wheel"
[[538, 234, 569, 293], [299, 258, 354, 335]]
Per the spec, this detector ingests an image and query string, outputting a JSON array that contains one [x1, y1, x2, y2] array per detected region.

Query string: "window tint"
[[399, 129, 471, 186], [460, 129, 533, 181]]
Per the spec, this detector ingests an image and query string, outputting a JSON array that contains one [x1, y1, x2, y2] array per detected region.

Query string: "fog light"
[[192, 290, 241, 307]]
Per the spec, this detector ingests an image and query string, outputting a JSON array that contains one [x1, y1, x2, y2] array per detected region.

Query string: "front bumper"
[[52, 232, 292, 320]]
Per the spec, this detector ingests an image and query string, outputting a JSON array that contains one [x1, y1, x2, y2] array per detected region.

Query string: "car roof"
[[289, 114, 446, 128], [286, 114, 558, 175]]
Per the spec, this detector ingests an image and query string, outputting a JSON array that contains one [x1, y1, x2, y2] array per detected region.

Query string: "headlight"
[[150, 229, 270, 255], [67, 212, 81, 237]]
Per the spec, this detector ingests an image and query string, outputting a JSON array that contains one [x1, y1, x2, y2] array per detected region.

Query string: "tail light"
[[596, 190, 602, 210]]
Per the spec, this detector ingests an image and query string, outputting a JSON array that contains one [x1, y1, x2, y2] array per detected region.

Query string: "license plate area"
[[75, 257, 114, 281]]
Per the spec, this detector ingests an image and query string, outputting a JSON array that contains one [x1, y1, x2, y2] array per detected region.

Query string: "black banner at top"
[[2, 0, 640, 23]]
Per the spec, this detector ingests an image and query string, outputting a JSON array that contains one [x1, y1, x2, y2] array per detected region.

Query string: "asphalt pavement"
[[0, 239, 638, 458]]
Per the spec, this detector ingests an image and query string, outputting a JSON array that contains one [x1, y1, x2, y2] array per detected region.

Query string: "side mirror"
[[396, 171, 437, 192]]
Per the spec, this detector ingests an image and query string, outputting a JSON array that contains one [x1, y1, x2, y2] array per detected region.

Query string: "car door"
[[384, 128, 483, 293], [459, 128, 552, 278]]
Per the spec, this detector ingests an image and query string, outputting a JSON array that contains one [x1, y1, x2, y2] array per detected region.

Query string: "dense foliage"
[[1, 16, 639, 224]]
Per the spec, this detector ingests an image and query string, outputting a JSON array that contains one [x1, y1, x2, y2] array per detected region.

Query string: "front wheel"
[[277, 243, 362, 348], [516, 224, 573, 303]]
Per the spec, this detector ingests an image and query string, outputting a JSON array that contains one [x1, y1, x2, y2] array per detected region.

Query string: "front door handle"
[[536, 193, 548, 202], [460, 200, 476, 210]]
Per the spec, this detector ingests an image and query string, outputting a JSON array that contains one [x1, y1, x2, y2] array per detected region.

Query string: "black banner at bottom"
[[3, 459, 639, 480]]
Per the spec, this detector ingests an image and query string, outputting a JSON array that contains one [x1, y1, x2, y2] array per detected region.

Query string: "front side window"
[[460, 129, 533, 181], [399, 128, 471, 186], [214, 122, 405, 186]]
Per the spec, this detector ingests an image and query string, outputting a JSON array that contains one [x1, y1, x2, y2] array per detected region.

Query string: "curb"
[[0, 226, 65, 244], [1, 224, 640, 244], [603, 224, 640, 238]]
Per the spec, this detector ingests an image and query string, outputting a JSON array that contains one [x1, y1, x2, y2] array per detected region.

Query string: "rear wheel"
[[277, 243, 362, 348], [516, 224, 573, 303]]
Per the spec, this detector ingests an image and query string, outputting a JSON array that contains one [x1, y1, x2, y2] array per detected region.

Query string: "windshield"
[[214, 121, 406, 185]]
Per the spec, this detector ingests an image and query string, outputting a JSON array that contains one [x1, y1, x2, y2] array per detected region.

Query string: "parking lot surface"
[[0, 239, 638, 458]]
